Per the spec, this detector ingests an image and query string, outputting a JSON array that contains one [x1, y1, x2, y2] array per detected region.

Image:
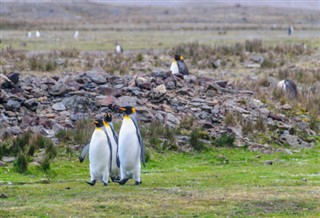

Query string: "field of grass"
[[1, 30, 320, 52], [1, 144, 320, 217]]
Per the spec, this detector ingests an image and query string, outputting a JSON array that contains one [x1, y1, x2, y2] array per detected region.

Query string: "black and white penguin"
[[103, 113, 121, 182], [35, 31, 41, 38], [115, 43, 123, 54], [73, 30, 79, 40], [170, 54, 189, 76], [86, 119, 111, 186], [118, 106, 145, 185], [277, 79, 298, 99]]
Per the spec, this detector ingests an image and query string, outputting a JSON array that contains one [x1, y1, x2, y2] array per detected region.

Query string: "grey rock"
[[48, 82, 68, 96], [215, 80, 228, 88], [149, 84, 167, 100], [85, 69, 108, 84], [166, 113, 180, 127], [116, 96, 137, 107], [23, 99, 38, 111], [55, 58, 65, 65], [151, 68, 171, 79], [2, 156, 15, 163], [6, 99, 21, 111], [52, 102, 66, 111], [135, 76, 152, 90], [280, 134, 312, 148], [62, 96, 96, 112], [96, 95, 116, 107], [250, 54, 264, 63], [246, 63, 260, 68], [212, 59, 221, 68], [297, 122, 309, 130], [0, 89, 8, 103]]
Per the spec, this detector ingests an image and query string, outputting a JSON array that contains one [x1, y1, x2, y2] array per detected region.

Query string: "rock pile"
[[0, 69, 315, 150]]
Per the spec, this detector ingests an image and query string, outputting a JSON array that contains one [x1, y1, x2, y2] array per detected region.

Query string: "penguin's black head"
[[119, 106, 136, 115], [104, 113, 113, 122], [93, 119, 104, 128], [174, 54, 180, 61]]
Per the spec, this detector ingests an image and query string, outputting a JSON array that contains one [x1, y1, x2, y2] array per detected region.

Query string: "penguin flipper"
[[102, 127, 113, 174], [79, 143, 90, 163], [131, 118, 145, 167]]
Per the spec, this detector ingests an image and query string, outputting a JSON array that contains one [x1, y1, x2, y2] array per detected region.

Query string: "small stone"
[[265, 160, 273, 165], [281, 104, 292, 110], [52, 102, 66, 111], [6, 99, 21, 111], [2, 156, 15, 163], [0, 193, 8, 198]]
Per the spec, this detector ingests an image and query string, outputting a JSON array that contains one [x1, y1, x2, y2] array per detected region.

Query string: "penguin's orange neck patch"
[[124, 115, 131, 120], [103, 121, 110, 127], [95, 127, 102, 130]]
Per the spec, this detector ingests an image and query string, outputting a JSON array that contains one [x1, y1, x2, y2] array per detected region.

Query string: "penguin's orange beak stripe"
[[119, 108, 126, 111], [94, 120, 99, 124]]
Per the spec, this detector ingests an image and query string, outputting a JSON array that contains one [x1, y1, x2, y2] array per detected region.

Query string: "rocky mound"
[[0, 69, 315, 151]]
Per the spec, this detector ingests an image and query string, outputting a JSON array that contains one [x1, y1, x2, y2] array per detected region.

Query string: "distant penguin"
[[73, 30, 79, 40], [118, 106, 145, 185], [35, 31, 41, 38], [277, 79, 298, 99], [103, 113, 121, 182], [115, 43, 123, 54], [26, 31, 32, 38], [87, 119, 111, 186], [288, 26, 294, 36], [170, 54, 189, 76]]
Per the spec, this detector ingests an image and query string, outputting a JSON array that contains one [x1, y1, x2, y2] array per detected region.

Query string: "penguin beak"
[[119, 107, 126, 111]]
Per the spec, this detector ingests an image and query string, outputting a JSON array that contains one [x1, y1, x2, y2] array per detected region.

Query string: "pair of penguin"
[[79, 106, 145, 186], [170, 54, 189, 76]]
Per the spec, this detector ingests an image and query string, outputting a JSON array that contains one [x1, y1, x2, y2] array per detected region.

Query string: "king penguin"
[[118, 106, 145, 185], [87, 119, 111, 186], [277, 79, 298, 99], [103, 113, 121, 182], [170, 54, 189, 76]]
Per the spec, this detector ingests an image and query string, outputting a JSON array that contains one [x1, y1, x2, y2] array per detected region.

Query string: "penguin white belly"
[[105, 126, 120, 177], [119, 117, 140, 177], [170, 61, 179, 75], [89, 130, 110, 181]]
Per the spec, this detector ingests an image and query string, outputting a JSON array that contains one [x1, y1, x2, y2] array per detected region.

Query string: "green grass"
[[1, 144, 320, 217], [1, 30, 320, 51]]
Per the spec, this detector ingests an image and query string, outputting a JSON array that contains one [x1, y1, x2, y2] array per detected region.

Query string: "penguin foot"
[[103, 182, 108, 186], [135, 181, 142, 185], [119, 178, 129, 185], [86, 180, 96, 186]]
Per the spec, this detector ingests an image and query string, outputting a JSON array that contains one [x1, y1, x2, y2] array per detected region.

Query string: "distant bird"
[[288, 26, 294, 36], [86, 119, 111, 186], [277, 79, 298, 99], [73, 30, 79, 40], [35, 31, 41, 38], [170, 54, 189, 76], [26, 31, 32, 38], [118, 106, 145, 185], [115, 43, 123, 54]]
